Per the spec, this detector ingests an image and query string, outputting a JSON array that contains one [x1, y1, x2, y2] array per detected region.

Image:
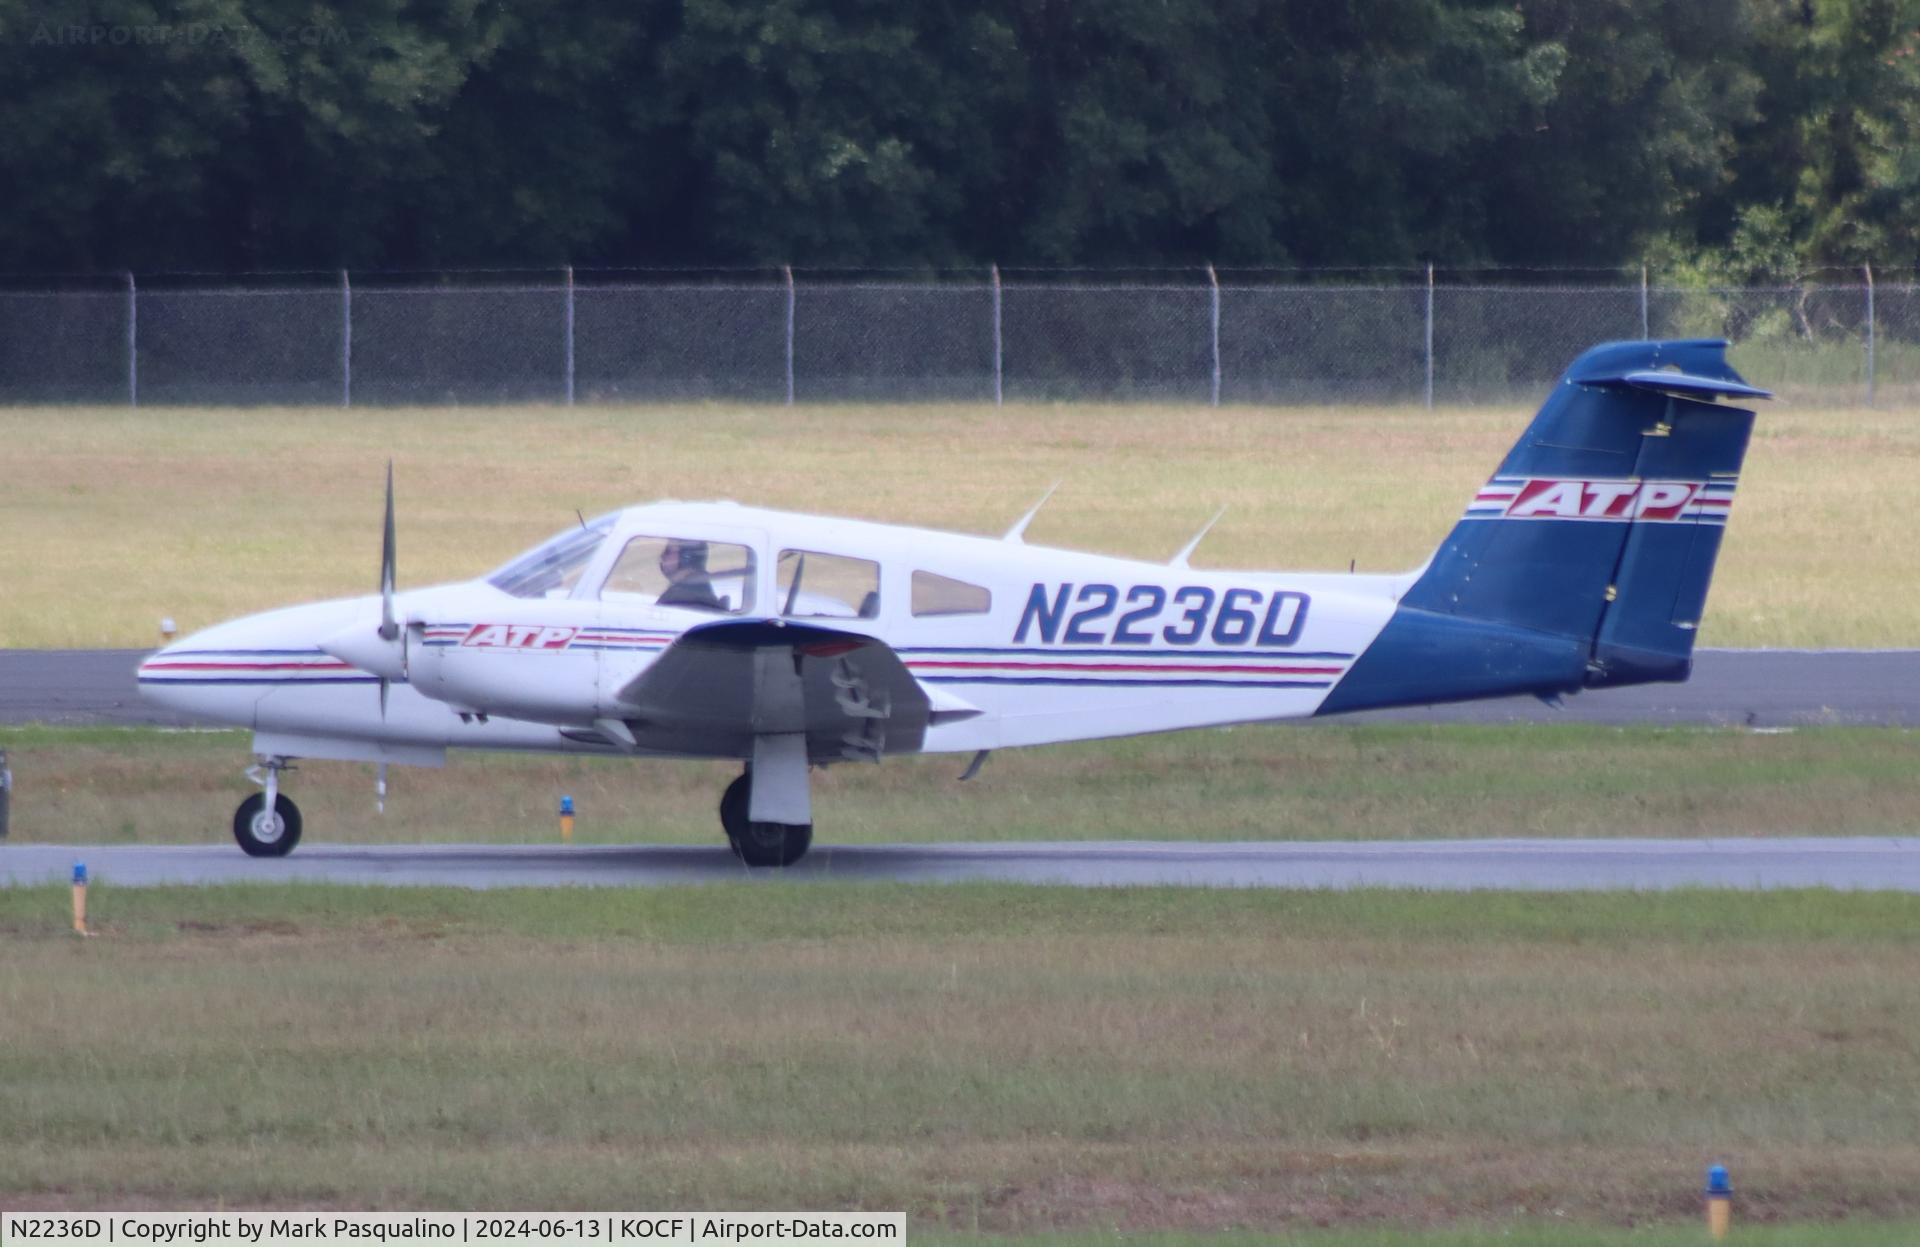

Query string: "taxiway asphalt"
[[2, 838, 1915, 890]]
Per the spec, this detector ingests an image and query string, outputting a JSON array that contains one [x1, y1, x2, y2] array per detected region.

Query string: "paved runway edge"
[[6, 649, 1920, 727], [3, 838, 1917, 891]]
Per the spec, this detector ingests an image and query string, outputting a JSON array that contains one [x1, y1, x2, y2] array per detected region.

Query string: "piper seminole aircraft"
[[140, 339, 1767, 865]]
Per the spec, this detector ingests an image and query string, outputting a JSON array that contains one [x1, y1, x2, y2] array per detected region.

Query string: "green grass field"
[[4, 722, 1916, 846], [1, 400, 1914, 649], [3, 885, 1917, 1231]]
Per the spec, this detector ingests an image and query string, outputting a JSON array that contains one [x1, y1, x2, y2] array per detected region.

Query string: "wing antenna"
[[1168, 506, 1228, 569], [1002, 482, 1061, 543]]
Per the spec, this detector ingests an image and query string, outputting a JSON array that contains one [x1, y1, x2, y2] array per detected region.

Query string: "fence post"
[[783, 264, 795, 406], [1423, 264, 1435, 410], [991, 264, 1003, 407], [564, 265, 576, 406], [1864, 263, 1876, 407], [125, 272, 137, 407], [1207, 263, 1221, 407], [340, 270, 352, 408], [1640, 264, 1650, 340]]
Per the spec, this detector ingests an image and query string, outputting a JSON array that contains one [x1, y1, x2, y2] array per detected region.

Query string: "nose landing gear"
[[235, 757, 302, 857]]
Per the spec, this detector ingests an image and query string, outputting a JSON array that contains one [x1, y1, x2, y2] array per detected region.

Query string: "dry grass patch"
[[0, 401, 1914, 648], [0, 888, 1917, 1230]]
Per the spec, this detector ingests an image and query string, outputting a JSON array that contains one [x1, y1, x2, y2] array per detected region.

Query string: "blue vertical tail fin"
[[1320, 339, 1767, 714]]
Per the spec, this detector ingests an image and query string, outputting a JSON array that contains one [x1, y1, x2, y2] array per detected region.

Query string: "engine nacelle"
[[406, 618, 606, 726]]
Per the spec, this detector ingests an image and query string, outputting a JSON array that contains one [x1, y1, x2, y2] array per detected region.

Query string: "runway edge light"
[[560, 795, 575, 843], [71, 861, 90, 937], [1706, 1163, 1732, 1239]]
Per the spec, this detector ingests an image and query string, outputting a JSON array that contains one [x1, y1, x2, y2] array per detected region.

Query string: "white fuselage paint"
[[138, 501, 1412, 767]]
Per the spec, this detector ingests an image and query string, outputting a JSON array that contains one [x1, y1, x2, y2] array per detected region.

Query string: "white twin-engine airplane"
[[140, 339, 1768, 866]]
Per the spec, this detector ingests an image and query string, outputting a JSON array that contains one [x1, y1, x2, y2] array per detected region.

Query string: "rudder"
[[1320, 339, 1764, 714]]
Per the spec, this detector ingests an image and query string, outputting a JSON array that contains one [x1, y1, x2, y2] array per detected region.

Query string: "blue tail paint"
[[1320, 340, 1766, 715]]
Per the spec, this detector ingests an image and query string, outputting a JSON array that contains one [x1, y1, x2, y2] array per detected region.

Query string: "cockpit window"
[[602, 536, 756, 614], [487, 515, 615, 599]]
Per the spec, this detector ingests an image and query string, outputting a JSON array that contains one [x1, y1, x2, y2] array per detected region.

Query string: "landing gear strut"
[[235, 758, 302, 857], [719, 770, 811, 868]]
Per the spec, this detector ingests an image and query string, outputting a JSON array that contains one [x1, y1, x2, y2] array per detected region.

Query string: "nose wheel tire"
[[234, 792, 303, 857], [719, 772, 812, 867]]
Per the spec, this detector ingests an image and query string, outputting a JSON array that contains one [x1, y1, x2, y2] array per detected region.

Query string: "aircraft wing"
[[602, 619, 973, 762]]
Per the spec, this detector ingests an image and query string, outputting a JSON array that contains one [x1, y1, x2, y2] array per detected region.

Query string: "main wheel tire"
[[233, 792, 303, 857], [718, 772, 812, 868]]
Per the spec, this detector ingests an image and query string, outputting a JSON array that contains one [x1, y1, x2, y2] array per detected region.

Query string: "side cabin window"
[[911, 570, 991, 617], [777, 549, 879, 619], [601, 536, 756, 614]]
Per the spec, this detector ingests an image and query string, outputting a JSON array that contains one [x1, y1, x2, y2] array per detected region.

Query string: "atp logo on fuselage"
[[1475, 478, 1711, 522], [461, 624, 578, 650]]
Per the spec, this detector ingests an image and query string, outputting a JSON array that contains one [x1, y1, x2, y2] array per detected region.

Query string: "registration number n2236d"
[[1014, 583, 1309, 647]]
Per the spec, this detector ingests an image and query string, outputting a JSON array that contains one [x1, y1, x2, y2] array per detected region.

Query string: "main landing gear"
[[225, 754, 814, 868], [719, 770, 812, 868], [235, 757, 302, 857]]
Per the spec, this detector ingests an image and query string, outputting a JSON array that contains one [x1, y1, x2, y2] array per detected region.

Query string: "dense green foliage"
[[1, 0, 1917, 272]]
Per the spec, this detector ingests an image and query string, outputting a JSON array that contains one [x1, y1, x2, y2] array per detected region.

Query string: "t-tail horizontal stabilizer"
[[1320, 339, 1768, 715]]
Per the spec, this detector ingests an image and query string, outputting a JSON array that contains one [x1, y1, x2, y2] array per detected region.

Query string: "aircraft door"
[[591, 527, 767, 715]]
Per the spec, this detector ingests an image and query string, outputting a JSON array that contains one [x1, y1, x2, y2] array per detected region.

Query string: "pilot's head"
[[659, 539, 709, 579]]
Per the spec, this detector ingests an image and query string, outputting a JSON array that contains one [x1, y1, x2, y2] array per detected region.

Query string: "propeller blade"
[[324, 468, 408, 724], [378, 461, 398, 642], [378, 462, 399, 721]]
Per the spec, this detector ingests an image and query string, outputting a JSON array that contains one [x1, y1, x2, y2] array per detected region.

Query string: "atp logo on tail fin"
[[1466, 477, 1735, 525]]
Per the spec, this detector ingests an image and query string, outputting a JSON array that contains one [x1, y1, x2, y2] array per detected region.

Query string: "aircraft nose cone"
[[136, 603, 371, 726], [136, 630, 253, 724], [136, 635, 201, 686]]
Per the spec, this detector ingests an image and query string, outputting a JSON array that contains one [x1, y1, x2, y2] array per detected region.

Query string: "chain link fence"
[[0, 270, 1902, 406]]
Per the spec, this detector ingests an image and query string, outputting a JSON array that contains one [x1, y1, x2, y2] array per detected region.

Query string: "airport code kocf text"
[[3, 1216, 904, 1247]]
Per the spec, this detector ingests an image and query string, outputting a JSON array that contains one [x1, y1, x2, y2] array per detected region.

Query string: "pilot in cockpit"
[[655, 539, 725, 612]]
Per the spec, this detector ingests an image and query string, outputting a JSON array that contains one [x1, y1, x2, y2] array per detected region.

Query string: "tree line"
[[1, 0, 1916, 278]]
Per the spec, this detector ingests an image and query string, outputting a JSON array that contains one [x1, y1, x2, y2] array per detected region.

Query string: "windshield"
[[487, 515, 616, 598]]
